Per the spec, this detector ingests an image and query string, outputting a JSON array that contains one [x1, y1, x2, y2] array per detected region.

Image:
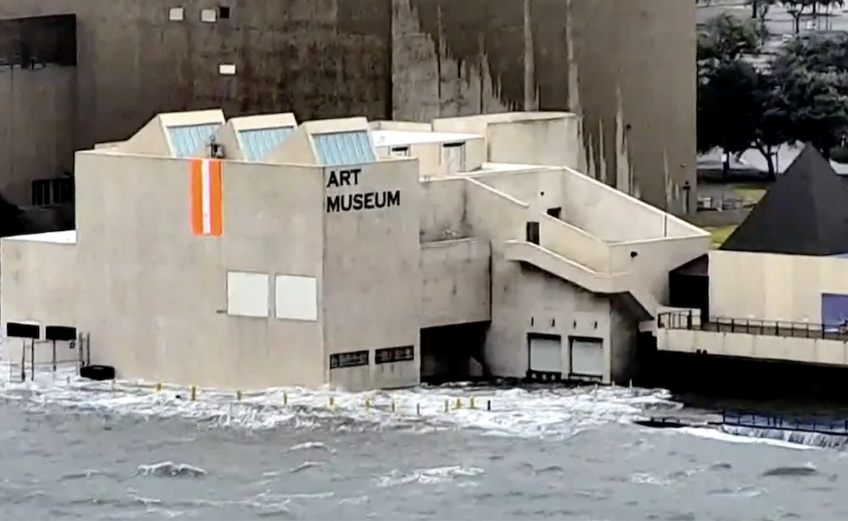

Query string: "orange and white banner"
[[190, 158, 223, 236]]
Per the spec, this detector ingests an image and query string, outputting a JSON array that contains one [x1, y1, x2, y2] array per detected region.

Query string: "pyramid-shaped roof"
[[720, 144, 848, 256]]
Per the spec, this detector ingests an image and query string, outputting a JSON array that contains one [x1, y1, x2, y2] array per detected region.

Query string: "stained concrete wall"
[[0, 234, 78, 365], [709, 251, 848, 323], [0, 14, 77, 207], [659, 326, 848, 367], [322, 159, 421, 390], [0, 67, 76, 206], [71, 152, 326, 390], [420, 238, 491, 328], [0, 0, 694, 212]]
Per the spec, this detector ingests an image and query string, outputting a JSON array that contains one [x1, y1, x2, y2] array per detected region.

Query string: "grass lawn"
[[732, 186, 767, 204], [704, 225, 737, 249]]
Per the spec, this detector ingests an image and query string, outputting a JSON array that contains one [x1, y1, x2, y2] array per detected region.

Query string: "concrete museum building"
[[0, 110, 709, 391]]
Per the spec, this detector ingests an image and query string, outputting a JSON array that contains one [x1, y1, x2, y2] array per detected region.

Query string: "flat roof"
[[372, 130, 481, 148], [3, 230, 77, 244]]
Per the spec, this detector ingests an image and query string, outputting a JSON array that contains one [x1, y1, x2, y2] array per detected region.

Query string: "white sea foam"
[[0, 362, 676, 439], [676, 426, 817, 450]]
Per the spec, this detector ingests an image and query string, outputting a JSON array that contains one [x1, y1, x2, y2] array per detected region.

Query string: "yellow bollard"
[[444, 399, 449, 413], [455, 398, 462, 410], [365, 398, 371, 411], [470, 397, 476, 409], [236, 390, 242, 402], [391, 400, 396, 413], [329, 396, 335, 409], [190, 386, 197, 402], [155, 383, 162, 393], [283, 392, 288, 406]]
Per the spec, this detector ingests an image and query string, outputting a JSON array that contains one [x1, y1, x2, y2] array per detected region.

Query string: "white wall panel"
[[227, 271, 269, 318], [275, 275, 318, 321]]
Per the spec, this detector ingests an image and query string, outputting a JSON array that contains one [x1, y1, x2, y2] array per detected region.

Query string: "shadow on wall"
[[0, 193, 74, 238]]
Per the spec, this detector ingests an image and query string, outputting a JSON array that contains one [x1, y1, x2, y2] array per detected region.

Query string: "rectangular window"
[[218, 6, 231, 18], [375, 345, 414, 364], [200, 8, 217, 22], [168, 7, 184, 21], [329, 350, 370, 369]]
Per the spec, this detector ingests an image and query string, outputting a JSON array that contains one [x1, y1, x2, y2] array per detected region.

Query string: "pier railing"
[[658, 310, 848, 341], [721, 411, 848, 435]]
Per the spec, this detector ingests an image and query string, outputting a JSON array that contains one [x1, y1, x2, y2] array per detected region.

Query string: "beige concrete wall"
[[0, 237, 78, 364], [419, 177, 469, 242], [376, 136, 486, 178], [420, 238, 490, 328], [322, 158, 421, 390], [0, 66, 76, 205], [486, 116, 583, 171], [658, 328, 848, 367], [610, 236, 710, 311], [710, 251, 848, 323], [471, 167, 566, 217], [562, 166, 700, 242], [74, 151, 326, 390], [459, 177, 620, 380]]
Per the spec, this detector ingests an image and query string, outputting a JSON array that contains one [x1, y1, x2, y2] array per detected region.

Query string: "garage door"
[[529, 335, 562, 373], [569, 337, 604, 379]]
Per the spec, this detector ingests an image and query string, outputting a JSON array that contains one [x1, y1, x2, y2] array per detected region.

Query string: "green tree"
[[698, 13, 764, 63], [697, 14, 785, 176], [770, 34, 848, 157]]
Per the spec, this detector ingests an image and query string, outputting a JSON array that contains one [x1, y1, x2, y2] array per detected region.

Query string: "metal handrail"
[[657, 310, 848, 341]]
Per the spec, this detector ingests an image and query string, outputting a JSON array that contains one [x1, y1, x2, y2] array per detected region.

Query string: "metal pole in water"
[[52, 340, 57, 373], [30, 340, 35, 382], [20, 340, 25, 383]]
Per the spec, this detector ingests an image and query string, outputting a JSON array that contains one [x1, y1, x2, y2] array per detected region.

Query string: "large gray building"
[[0, 110, 708, 391], [0, 0, 696, 213]]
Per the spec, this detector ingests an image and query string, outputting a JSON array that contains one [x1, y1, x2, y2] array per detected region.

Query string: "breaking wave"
[[0, 363, 676, 440], [136, 461, 208, 478]]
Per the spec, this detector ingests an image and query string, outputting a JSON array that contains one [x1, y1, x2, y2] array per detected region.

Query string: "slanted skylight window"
[[167, 123, 221, 158], [238, 126, 295, 161], [313, 130, 377, 167]]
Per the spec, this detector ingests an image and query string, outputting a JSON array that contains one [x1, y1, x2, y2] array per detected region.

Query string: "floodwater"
[[1, 364, 847, 520]]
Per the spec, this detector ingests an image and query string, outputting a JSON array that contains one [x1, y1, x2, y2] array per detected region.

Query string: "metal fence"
[[658, 310, 848, 341], [722, 410, 848, 436]]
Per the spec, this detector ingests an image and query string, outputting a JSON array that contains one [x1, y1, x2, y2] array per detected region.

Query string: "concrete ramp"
[[503, 240, 659, 317]]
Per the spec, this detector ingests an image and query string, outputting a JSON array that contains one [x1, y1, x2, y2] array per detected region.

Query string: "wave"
[[374, 465, 485, 488], [0, 363, 676, 440], [136, 461, 207, 478]]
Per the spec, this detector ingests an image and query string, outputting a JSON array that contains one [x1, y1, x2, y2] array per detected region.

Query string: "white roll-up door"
[[569, 337, 605, 378], [529, 335, 563, 373]]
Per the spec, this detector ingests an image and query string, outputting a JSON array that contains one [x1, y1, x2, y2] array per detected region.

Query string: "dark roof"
[[670, 254, 709, 277], [720, 144, 848, 256]]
